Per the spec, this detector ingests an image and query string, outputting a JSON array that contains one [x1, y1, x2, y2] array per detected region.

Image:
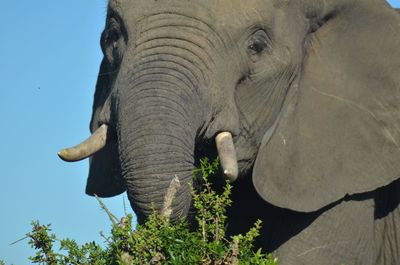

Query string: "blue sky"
[[0, 1, 399, 264], [0, 1, 131, 264]]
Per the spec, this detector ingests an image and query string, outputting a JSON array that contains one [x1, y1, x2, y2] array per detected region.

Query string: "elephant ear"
[[86, 58, 126, 197], [253, 1, 400, 212]]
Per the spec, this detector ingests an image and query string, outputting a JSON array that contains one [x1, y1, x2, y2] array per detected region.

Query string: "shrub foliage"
[[8, 158, 278, 264]]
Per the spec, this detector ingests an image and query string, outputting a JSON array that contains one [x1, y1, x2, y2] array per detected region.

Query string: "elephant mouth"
[[58, 125, 239, 182], [59, 123, 239, 224]]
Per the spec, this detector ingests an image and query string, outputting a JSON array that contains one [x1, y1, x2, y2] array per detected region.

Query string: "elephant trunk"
[[117, 65, 200, 223]]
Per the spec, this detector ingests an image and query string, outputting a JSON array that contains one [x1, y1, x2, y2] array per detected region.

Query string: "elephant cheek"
[[86, 140, 125, 198]]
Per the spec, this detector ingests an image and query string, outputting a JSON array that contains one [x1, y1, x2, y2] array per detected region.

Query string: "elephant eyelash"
[[238, 70, 254, 85], [238, 75, 248, 85]]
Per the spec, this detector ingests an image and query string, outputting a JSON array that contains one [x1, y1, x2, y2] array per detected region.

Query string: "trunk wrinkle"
[[136, 43, 212, 73], [132, 56, 203, 86], [131, 72, 194, 92], [131, 65, 197, 91]]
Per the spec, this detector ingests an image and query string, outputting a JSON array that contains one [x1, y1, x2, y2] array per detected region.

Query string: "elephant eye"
[[248, 30, 269, 56], [101, 17, 125, 68]]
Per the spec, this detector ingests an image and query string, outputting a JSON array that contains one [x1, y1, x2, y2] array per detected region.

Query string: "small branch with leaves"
[[6, 158, 277, 265]]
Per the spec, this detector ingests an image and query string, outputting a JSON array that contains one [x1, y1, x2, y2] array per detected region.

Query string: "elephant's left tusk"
[[58, 124, 108, 162], [216, 132, 239, 182]]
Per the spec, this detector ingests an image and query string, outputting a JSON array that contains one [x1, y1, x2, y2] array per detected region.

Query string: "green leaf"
[[18, 157, 277, 264]]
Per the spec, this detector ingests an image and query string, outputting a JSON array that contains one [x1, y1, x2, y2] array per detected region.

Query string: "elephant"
[[59, 0, 400, 264]]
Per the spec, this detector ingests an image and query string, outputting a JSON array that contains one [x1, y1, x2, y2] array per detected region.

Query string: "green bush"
[[9, 158, 278, 265]]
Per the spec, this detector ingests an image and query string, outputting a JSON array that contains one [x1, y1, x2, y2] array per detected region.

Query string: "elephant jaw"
[[58, 126, 239, 183]]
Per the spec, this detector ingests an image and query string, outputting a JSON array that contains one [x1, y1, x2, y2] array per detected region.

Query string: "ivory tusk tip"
[[223, 169, 238, 183], [58, 149, 70, 162], [57, 149, 81, 162]]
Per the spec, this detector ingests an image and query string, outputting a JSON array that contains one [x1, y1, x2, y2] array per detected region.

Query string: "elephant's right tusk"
[[58, 124, 108, 162], [216, 132, 239, 182]]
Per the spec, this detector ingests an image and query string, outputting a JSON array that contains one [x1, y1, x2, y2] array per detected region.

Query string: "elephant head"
[[60, 0, 400, 223]]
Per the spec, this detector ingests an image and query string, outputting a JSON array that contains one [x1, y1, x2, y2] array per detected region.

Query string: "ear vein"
[[310, 86, 399, 148]]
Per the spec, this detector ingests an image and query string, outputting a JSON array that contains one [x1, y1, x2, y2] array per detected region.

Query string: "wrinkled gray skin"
[[72, 0, 400, 264]]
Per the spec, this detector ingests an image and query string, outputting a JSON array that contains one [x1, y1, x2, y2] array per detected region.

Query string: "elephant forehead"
[[109, 0, 277, 28], [111, 0, 273, 9]]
